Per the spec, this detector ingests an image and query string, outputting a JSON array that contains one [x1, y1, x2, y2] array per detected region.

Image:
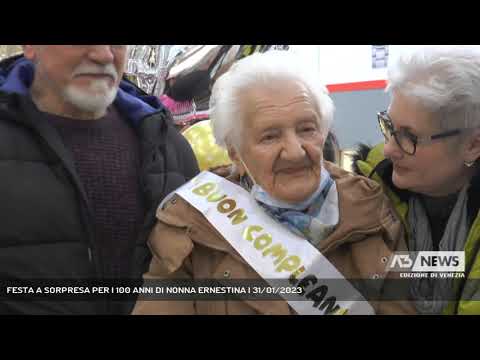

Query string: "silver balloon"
[[124, 45, 290, 96], [167, 45, 222, 79], [137, 45, 161, 95], [125, 45, 162, 95], [153, 45, 191, 97]]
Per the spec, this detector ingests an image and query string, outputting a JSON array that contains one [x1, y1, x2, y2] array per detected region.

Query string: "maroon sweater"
[[46, 106, 145, 279]]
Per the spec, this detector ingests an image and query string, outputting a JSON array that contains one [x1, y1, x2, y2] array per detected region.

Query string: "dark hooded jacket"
[[0, 55, 199, 314]]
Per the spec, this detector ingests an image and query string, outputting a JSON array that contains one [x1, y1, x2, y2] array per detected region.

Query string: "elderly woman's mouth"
[[276, 166, 310, 175]]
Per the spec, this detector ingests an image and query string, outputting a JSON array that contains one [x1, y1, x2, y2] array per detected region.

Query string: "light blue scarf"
[[241, 167, 339, 246]]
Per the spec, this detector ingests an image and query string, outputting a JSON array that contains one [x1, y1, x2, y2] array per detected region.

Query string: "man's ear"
[[227, 144, 245, 176], [464, 129, 480, 164]]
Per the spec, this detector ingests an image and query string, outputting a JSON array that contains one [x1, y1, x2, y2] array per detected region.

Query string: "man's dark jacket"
[[0, 55, 200, 314]]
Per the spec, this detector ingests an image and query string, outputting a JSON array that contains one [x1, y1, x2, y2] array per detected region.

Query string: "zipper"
[[88, 247, 93, 263]]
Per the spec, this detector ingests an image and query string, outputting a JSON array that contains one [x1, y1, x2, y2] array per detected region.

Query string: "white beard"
[[62, 79, 118, 116]]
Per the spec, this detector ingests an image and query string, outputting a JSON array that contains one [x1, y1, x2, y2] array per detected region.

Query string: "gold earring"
[[465, 160, 475, 167]]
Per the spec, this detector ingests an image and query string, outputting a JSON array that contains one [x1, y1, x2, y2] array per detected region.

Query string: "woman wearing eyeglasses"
[[355, 46, 480, 315]]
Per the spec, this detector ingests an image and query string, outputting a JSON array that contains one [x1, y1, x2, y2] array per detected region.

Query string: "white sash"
[[165, 171, 375, 315]]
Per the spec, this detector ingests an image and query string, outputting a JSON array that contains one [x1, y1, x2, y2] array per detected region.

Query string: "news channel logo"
[[385, 251, 466, 278]]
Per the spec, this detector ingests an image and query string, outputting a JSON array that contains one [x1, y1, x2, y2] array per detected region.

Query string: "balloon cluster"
[[125, 45, 289, 98], [125, 45, 289, 171]]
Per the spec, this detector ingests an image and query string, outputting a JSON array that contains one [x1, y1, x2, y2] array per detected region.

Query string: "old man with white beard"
[[0, 45, 199, 314]]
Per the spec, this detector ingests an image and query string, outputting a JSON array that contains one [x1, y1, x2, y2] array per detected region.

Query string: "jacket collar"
[[371, 158, 412, 202], [318, 161, 396, 253]]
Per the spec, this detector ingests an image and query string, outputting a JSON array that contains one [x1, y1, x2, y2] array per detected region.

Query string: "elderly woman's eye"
[[300, 126, 317, 134], [261, 134, 278, 142]]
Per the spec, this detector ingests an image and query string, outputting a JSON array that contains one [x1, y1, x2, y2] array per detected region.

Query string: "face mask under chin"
[[237, 153, 325, 211]]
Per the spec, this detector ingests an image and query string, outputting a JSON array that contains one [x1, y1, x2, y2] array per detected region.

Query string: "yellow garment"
[[356, 143, 480, 314]]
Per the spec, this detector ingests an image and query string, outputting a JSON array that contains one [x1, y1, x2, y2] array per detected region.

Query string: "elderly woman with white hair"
[[133, 51, 415, 315], [355, 46, 480, 315]]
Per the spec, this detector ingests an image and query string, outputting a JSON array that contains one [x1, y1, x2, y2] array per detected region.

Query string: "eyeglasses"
[[377, 111, 466, 155]]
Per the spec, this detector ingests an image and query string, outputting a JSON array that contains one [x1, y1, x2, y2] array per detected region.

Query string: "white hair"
[[387, 45, 480, 130], [209, 50, 335, 148]]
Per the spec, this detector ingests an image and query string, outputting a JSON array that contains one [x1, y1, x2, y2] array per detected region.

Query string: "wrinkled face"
[[24, 45, 127, 117], [230, 80, 325, 204], [384, 92, 471, 197]]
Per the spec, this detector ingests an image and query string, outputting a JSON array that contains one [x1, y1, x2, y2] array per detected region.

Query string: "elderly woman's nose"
[[281, 134, 306, 160]]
